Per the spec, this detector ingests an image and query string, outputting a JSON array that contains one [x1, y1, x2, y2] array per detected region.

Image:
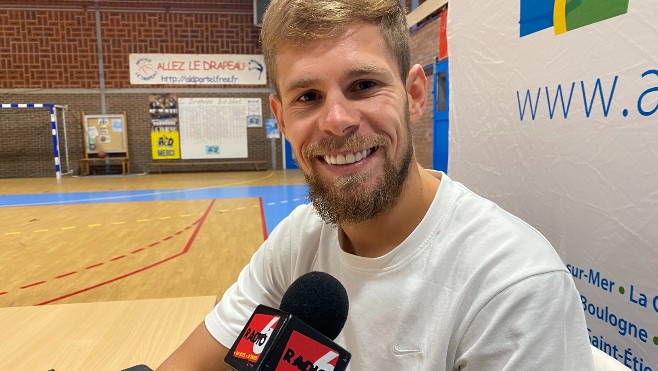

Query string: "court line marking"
[[5, 213, 204, 236], [2, 213, 205, 298], [20, 281, 46, 289], [85, 262, 105, 270], [0, 172, 275, 208], [36, 199, 216, 305], [259, 197, 268, 240], [2, 196, 304, 239], [55, 271, 77, 279]]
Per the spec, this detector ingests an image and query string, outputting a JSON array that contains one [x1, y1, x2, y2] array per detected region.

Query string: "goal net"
[[0, 103, 72, 179]]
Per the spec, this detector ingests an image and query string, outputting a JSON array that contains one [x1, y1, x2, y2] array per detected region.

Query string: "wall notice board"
[[178, 98, 260, 159], [82, 113, 128, 155]]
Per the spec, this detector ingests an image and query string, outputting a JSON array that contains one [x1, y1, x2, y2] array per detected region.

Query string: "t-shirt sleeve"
[[454, 271, 595, 370], [204, 211, 295, 349]]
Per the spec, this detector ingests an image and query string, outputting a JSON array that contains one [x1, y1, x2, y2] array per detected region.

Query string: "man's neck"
[[339, 164, 441, 258]]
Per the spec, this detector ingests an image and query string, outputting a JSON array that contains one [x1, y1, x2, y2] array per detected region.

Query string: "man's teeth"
[[323, 148, 372, 165]]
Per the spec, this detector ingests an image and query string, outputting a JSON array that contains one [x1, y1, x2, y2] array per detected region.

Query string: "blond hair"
[[260, 0, 410, 95]]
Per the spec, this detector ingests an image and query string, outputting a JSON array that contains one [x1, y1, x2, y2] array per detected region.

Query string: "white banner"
[[129, 54, 266, 85], [449, 1, 658, 368]]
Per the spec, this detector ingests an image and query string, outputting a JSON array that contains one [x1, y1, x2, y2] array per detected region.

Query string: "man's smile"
[[320, 146, 379, 165]]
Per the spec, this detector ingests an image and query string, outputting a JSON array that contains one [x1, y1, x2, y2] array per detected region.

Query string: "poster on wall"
[[178, 97, 260, 159], [449, 0, 657, 367], [129, 54, 266, 86], [265, 118, 280, 139], [149, 94, 180, 160], [246, 98, 263, 128]]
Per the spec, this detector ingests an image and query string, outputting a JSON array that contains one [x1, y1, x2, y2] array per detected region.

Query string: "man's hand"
[[156, 322, 231, 371]]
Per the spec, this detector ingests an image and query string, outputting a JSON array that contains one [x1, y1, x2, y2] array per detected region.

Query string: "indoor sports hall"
[[0, 2, 445, 368], [1, 0, 654, 370]]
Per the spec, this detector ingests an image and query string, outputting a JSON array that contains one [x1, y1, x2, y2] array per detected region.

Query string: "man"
[[158, 0, 595, 369]]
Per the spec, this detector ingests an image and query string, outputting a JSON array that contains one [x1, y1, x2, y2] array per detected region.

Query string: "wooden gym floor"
[[0, 170, 307, 308]]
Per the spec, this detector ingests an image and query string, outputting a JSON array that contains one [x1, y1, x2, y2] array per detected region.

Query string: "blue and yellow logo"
[[520, 0, 629, 37]]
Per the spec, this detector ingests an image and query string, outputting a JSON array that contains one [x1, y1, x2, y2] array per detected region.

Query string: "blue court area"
[[0, 184, 309, 235]]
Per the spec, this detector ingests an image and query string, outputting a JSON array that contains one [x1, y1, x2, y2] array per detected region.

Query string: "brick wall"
[[0, 92, 277, 178], [410, 16, 441, 170], [0, 4, 260, 89], [101, 11, 261, 89], [0, 1, 441, 178], [0, 1, 275, 178]]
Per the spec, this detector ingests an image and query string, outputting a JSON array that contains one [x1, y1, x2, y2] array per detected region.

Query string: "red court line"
[[110, 255, 126, 261], [163, 236, 173, 241], [21, 281, 46, 289], [131, 248, 145, 254], [259, 197, 268, 240], [175, 231, 184, 235], [0, 292, 8, 296], [55, 271, 77, 279], [85, 262, 104, 270], [184, 226, 192, 230], [148, 242, 160, 247], [37, 199, 216, 306]]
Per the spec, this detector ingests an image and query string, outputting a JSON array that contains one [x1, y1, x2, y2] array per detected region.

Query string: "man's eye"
[[355, 80, 376, 90], [298, 92, 319, 102]]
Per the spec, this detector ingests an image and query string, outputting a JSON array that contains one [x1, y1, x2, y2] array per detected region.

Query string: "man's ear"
[[269, 93, 287, 138], [406, 64, 428, 124]]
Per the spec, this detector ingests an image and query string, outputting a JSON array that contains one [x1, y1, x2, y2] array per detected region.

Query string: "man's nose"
[[319, 91, 359, 136]]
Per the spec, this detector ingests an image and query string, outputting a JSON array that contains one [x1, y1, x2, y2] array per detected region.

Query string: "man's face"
[[270, 24, 415, 225]]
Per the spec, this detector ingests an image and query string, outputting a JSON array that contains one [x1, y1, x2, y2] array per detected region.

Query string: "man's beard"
[[301, 120, 414, 227]]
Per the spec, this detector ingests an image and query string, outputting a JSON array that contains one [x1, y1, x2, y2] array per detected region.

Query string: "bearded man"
[[158, 1, 594, 370]]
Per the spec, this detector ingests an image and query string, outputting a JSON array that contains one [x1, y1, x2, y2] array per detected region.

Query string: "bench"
[[147, 160, 266, 174], [80, 157, 130, 175]]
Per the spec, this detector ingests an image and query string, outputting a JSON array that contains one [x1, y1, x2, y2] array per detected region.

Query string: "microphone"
[[224, 271, 351, 371]]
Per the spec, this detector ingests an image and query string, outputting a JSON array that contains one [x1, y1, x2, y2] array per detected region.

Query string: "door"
[[433, 58, 449, 172], [284, 138, 298, 169]]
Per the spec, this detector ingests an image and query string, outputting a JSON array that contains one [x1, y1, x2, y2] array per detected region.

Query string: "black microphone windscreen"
[[279, 271, 349, 340]]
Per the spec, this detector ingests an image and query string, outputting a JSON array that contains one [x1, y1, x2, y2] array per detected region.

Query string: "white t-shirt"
[[206, 171, 595, 370]]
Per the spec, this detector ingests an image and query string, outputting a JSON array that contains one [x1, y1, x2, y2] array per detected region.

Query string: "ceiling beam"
[[406, 0, 447, 28]]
